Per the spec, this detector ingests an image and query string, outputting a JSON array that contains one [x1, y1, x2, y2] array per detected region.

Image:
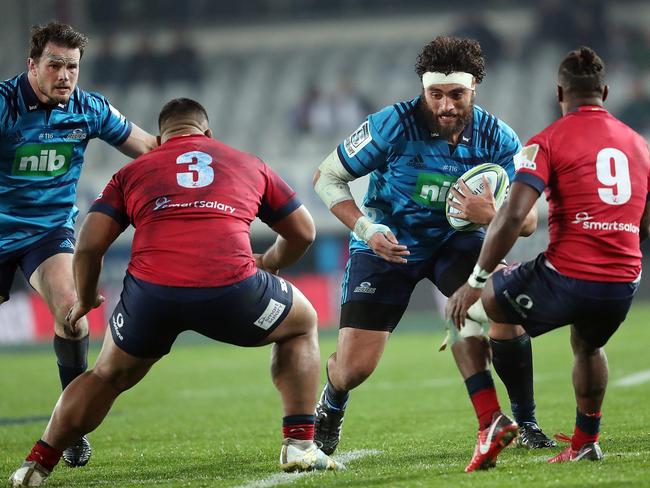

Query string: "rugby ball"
[[446, 163, 510, 231]]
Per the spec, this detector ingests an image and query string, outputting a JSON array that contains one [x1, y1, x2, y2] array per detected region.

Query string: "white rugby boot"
[[8, 460, 50, 487], [280, 438, 345, 472]]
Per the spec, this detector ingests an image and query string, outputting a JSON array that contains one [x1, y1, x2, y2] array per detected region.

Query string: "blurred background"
[[2, 0, 650, 343]]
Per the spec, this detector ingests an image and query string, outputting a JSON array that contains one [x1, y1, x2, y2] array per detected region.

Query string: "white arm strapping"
[[314, 150, 356, 209], [353, 215, 391, 243]]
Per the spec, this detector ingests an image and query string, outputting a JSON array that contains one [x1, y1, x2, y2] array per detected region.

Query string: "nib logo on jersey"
[[572, 211, 639, 234], [12, 143, 72, 177], [412, 172, 457, 208]]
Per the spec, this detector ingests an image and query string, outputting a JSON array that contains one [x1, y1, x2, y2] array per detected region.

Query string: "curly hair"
[[558, 46, 605, 96], [415, 36, 486, 84], [29, 21, 88, 60]]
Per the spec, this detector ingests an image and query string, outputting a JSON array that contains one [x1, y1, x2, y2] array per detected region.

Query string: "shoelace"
[[554, 433, 573, 444]]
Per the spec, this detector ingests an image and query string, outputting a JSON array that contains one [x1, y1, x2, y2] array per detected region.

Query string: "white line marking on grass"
[[234, 449, 380, 488], [614, 369, 650, 387], [336, 448, 381, 464], [236, 472, 309, 488]]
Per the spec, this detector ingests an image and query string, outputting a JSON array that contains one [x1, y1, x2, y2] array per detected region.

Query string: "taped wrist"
[[468, 264, 491, 289], [353, 216, 390, 243]]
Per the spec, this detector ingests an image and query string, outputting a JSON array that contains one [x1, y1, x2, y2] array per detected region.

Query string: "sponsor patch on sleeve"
[[513, 144, 539, 171], [343, 121, 372, 158]]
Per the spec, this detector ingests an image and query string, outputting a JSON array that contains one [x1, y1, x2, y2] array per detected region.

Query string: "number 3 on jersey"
[[596, 148, 630, 205], [176, 151, 214, 188]]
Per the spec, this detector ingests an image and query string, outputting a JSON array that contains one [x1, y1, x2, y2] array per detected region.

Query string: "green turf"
[[1, 305, 649, 487]]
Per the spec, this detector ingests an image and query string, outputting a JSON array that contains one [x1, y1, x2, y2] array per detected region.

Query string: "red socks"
[[465, 371, 501, 430], [572, 409, 601, 450], [282, 414, 315, 441], [470, 388, 501, 430], [26, 440, 62, 471]]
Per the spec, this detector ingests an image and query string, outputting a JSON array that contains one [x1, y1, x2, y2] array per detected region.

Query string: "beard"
[[38, 80, 72, 105], [419, 99, 473, 141]]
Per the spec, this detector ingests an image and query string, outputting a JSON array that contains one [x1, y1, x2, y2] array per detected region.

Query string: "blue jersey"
[[337, 97, 520, 261], [0, 73, 132, 256]]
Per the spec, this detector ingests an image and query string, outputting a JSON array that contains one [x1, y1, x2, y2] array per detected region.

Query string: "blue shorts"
[[109, 270, 293, 358], [340, 231, 486, 332], [491, 254, 638, 348], [0, 227, 75, 302]]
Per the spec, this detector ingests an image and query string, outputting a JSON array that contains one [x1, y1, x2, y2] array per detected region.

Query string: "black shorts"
[[340, 231, 485, 332], [109, 270, 293, 358], [491, 254, 638, 348], [0, 227, 75, 302]]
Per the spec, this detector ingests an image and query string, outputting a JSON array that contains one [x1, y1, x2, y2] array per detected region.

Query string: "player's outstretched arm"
[[478, 182, 540, 271], [67, 213, 123, 329], [446, 182, 539, 328], [519, 203, 538, 237], [117, 123, 158, 158], [260, 205, 316, 273]]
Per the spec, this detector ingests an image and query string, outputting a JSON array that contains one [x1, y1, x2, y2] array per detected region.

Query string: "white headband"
[[422, 71, 475, 90]]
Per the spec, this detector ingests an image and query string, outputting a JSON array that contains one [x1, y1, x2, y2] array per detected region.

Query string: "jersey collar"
[[567, 105, 608, 114], [19, 72, 71, 113]]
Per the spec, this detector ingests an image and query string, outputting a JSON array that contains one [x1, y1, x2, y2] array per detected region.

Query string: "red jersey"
[[91, 134, 300, 287], [514, 106, 650, 282]]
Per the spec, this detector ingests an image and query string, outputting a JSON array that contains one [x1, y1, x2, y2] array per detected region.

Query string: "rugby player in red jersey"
[[9, 98, 342, 487], [447, 46, 650, 469]]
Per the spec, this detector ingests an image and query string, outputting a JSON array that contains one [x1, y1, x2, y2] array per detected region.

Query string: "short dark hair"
[[158, 98, 209, 130], [415, 36, 486, 84], [29, 21, 88, 59], [558, 46, 605, 97]]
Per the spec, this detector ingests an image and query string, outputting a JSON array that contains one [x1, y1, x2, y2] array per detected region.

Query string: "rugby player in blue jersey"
[[312, 36, 552, 471], [0, 22, 157, 467]]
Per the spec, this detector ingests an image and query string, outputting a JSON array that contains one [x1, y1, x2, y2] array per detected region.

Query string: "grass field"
[[2, 305, 650, 487]]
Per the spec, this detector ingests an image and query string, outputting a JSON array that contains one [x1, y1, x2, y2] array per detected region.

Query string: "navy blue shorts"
[[491, 254, 638, 348], [340, 231, 486, 332], [0, 227, 75, 302], [109, 270, 294, 358]]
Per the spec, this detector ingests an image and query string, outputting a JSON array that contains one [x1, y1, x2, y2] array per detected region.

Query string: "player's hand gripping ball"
[[446, 163, 509, 231]]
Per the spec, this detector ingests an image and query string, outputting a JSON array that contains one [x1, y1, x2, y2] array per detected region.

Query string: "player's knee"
[[290, 290, 318, 335], [50, 292, 77, 321], [488, 322, 524, 340], [467, 300, 489, 324], [54, 315, 89, 339], [459, 319, 485, 339], [570, 326, 603, 354]]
